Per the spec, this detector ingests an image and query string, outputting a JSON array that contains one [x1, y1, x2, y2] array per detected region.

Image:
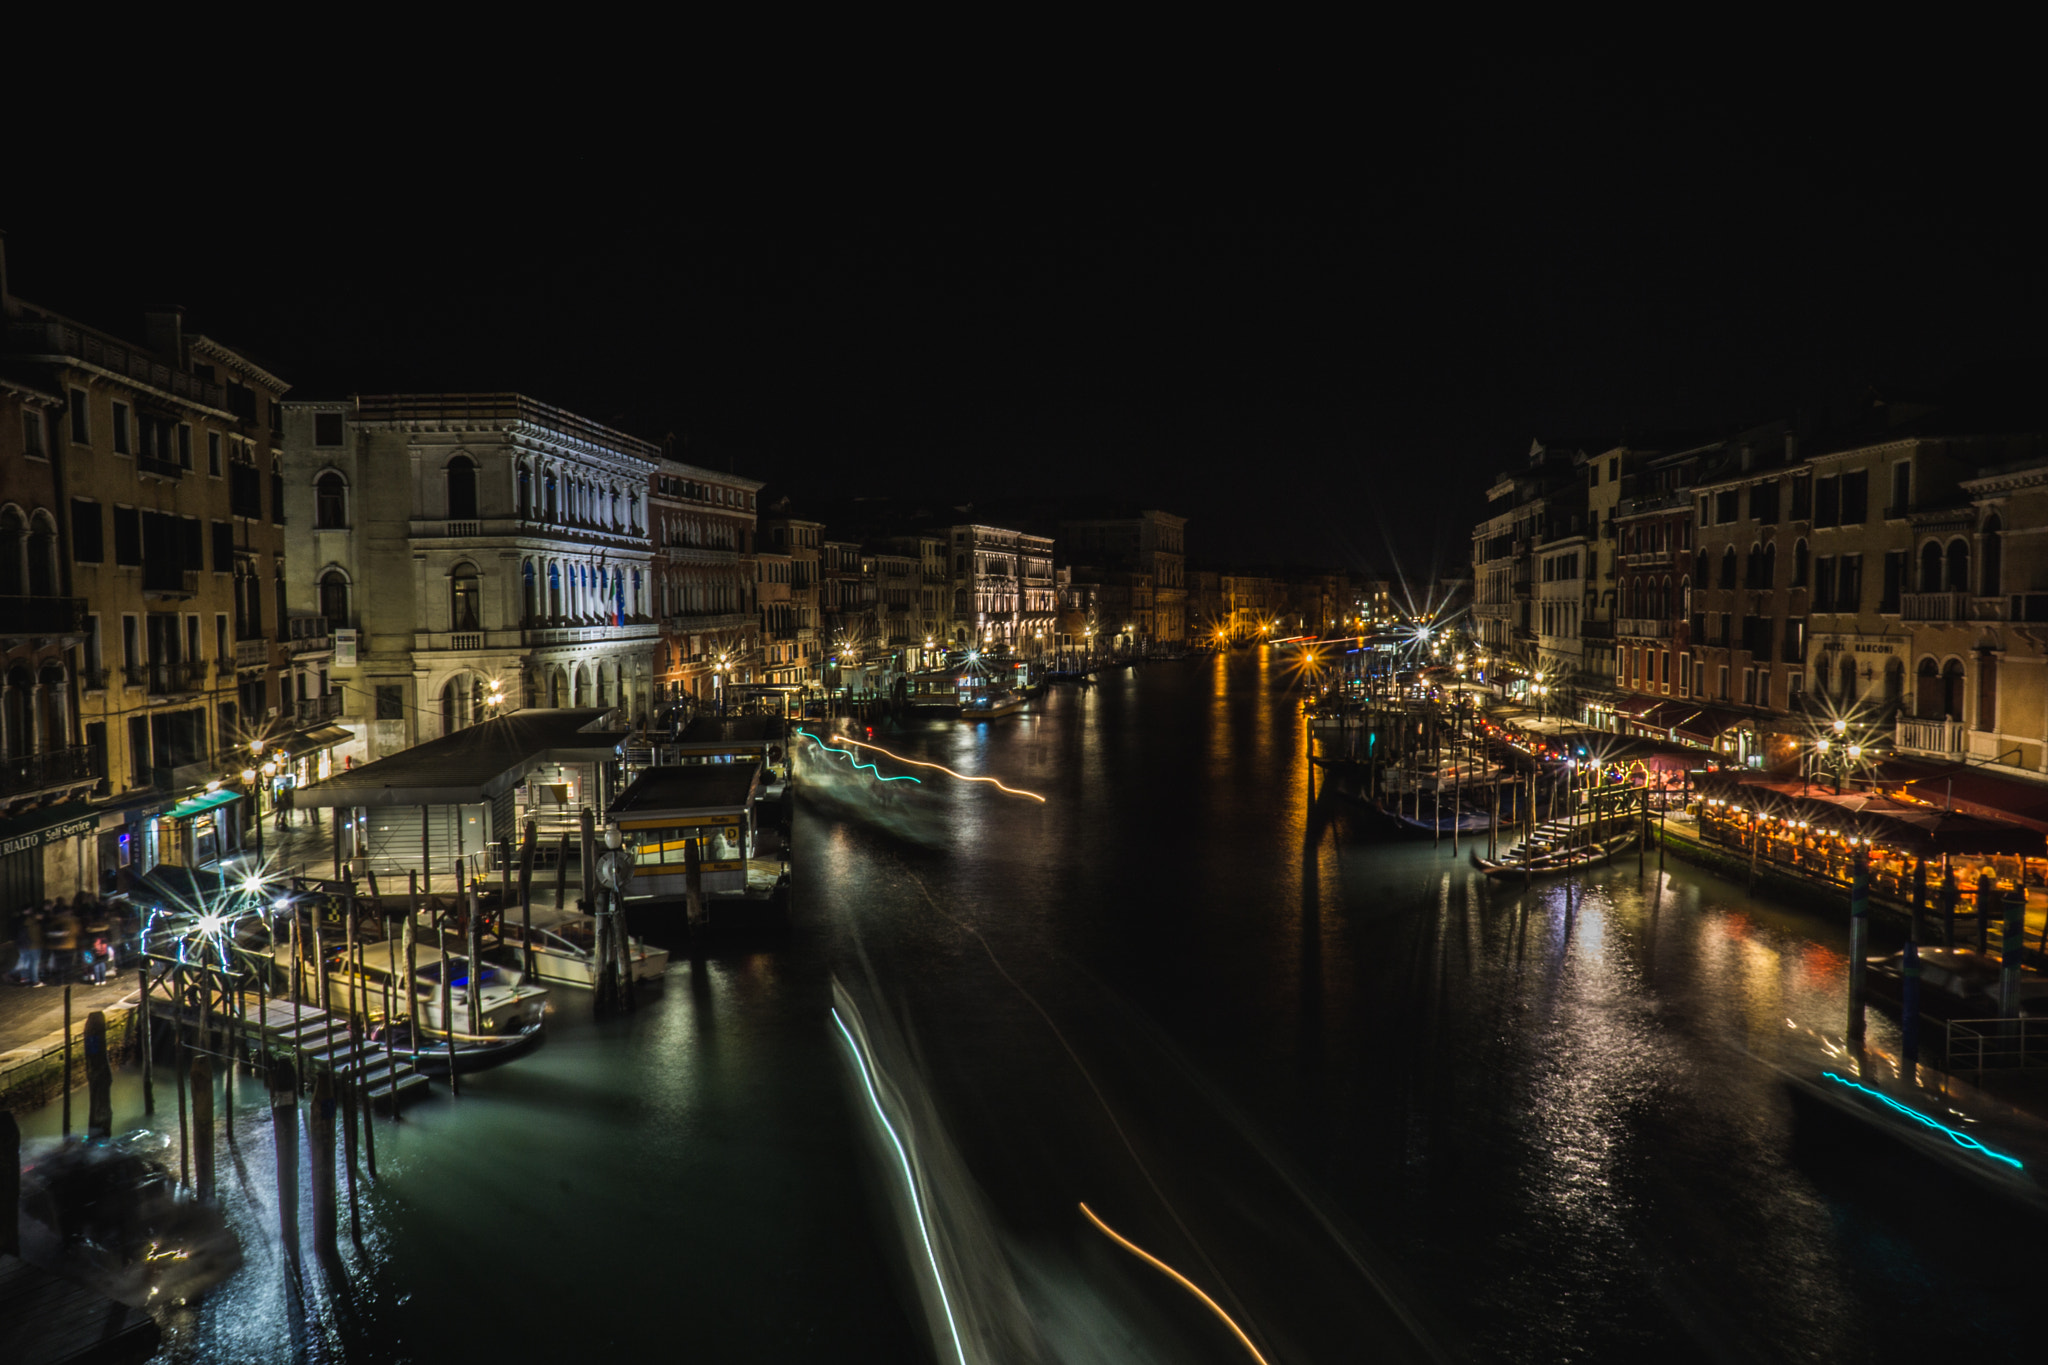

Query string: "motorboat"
[[1864, 946, 2048, 1019], [17, 1131, 243, 1308], [958, 676, 1026, 717], [490, 904, 670, 987], [369, 1020, 544, 1074], [240, 921, 548, 1037]]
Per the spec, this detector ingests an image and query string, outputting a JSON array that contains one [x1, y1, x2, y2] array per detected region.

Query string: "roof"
[[1696, 770, 2045, 855], [609, 764, 760, 819], [1877, 757, 2048, 833], [674, 716, 776, 750], [293, 709, 626, 807], [162, 790, 242, 819]]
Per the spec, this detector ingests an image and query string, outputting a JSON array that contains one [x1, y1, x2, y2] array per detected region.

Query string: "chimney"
[[1785, 434, 1799, 462], [1739, 444, 1753, 471], [144, 306, 185, 364]]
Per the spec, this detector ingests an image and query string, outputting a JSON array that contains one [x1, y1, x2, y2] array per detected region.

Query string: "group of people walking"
[[8, 895, 134, 988]]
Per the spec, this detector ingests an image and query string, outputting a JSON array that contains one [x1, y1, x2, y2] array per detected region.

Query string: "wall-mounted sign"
[[335, 628, 358, 668]]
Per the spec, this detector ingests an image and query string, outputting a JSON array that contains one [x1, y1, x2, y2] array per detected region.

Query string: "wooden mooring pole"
[[61, 983, 73, 1138], [191, 1057, 215, 1201], [85, 1009, 112, 1139], [309, 1069, 338, 1261], [139, 960, 155, 1114], [1848, 844, 1870, 1046], [270, 1060, 299, 1259], [406, 871, 421, 1069], [518, 820, 538, 978]]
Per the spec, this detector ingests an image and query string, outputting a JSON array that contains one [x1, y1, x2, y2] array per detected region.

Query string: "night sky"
[[6, 74, 2034, 582]]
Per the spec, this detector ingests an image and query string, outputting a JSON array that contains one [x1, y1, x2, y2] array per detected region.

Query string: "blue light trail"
[[1821, 1072, 2025, 1170], [795, 728, 923, 783]]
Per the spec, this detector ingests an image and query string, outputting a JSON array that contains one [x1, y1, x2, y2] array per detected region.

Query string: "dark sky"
[[6, 71, 2035, 583]]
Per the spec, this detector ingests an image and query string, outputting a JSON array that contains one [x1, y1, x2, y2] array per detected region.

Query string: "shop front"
[[0, 801, 98, 913], [150, 789, 244, 871]]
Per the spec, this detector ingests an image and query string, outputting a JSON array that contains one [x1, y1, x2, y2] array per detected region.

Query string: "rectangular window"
[[1718, 665, 1730, 700], [113, 506, 142, 565], [1698, 497, 1710, 528], [1715, 489, 1739, 524], [1837, 553, 1862, 612], [186, 615, 201, 665], [1814, 475, 1839, 527], [1743, 668, 1757, 705], [1661, 651, 1671, 686], [1891, 461, 1911, 516], [1791, 475, 1812, 520], [177, 424, 193, 469], [1881, 550, 1906, 613], [181, 516, 202, 569], [375, 686, 402, 721], [1782, 617, 1805, 663], [1841, 470, 1868, 524], [71, 499, 103, 562], [86, 615, 102, 673], [1813, 556, 1835, 609], [69, 388, 90, 443], [122, 613, 140, 666], [111, 401, 131, 454], [216, 614, 228, 665], [208, 431, 222, 476], [1751, 481, 1780, 525], [23, 410, 47, 458], [314, 411, 344, 446]]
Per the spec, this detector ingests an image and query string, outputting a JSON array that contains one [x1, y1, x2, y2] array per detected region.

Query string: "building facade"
[[1058, 510, 1187, 644], [283, 394, 660, 761], [651, 459, 761, 711], [762, 515, 822, 685]]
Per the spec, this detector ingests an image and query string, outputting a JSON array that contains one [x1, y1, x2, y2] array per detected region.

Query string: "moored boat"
[[1471, 822, 1638, 878], [490, 904, 670, 987]]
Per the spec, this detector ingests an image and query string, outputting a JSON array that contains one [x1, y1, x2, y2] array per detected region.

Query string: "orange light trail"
[[831, 734, 1047, 803], [1079, 1202, 1271, 1365]]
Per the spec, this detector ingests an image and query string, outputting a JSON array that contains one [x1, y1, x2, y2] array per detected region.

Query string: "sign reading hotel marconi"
[[1, 814, 96, 858]]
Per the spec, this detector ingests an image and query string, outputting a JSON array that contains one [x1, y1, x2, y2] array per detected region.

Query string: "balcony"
[[2010, 594, 2048, 624], [3, 321, 227, 408], [1616, 618, 1673, 639], [0, 595, 88, 641], [0, 745, 104, 802], [235, 637, 270, 669], [1896, 715, 1965, 757], [287, 616, 332, 655], [141, 566, 200, 601], [1900, 591, 1969, 622], [144, 661, 201, 696], [295, 693, 344, 725], [136, 454, 184, 482]]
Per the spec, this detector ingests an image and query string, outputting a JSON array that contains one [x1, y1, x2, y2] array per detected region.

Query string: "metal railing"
[[0, 744, 103, 798], [1896, 715, 1964, 755], [4, 320, 227, 407], [235, 637, 270, 668], [295, 693, 343, 725], [1946, 1016, 2048, 1076], [0, 595, 87, 636]]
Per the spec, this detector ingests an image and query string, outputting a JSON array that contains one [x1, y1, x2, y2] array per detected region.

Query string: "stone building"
[[283, 394, 659, 762], [1058, 510, 1187, 644], [1471, 442, 1584, 692], [946, 523, 1054, 655], [762, 513, 823, 685], [884, 533, 951, 671], [5, 267, 299, 888], [651, 459, 761, 712], [1610, 441, 1711, 730]]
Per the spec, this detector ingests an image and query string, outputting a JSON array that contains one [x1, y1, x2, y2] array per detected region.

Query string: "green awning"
[[161, 790, 243, 820]]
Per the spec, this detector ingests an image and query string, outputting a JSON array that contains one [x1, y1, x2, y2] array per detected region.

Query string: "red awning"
[[1878, 758, 2048, 833], [1671, 706, 1745, 744], [1614, 694, 1661, 719]]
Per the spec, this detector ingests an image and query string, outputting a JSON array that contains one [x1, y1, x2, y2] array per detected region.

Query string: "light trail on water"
[[1079, 1202, 1272, 1365], [828, 734, 1047, 803], [830, 1006, 969, 1365], [795, 728, 923, 783]]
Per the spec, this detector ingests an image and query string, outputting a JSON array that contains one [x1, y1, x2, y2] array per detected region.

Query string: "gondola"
[[1470, 826, 1638, 878]]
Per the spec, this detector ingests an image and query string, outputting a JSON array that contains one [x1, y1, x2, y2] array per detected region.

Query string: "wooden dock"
[[0, 1254, 160, 1365], [146, 991, 432, 1112]]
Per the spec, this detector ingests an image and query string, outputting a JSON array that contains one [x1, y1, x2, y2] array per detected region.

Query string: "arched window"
[[315, 472, 348, 528], [2, 665, 30, 757], [1838, 654, 1857, 703], [1719, 547, 1737, 589], [1982, 514, 2003, 596], [317, 568, 350, 627], [1746, 542, 1765, 589], [36, 662, 65, 751], [447, 456, 478, 521], [441, 675, 485, 734], [1694, 550, 1708, 586], [1883, 657, 1905, 711], [1916, 657, 1942, 719], [630, 568, 642, 617], [522, 560, 538, 623], [1792, 539, 1809, 588], [1945, 538, 1971, 594], [0, 507, 24, 597], [1941, 658, 1966, 721], [544, 470, 558, 522], [517, 465, 532, 520], [1919, 541, 1943, 593], [26, 511, 56, 598], [1814, 658, 1830, 699], [450, 562, 481, 631], [547, 562, 562, 619], [1761, 543, 1776, 591]]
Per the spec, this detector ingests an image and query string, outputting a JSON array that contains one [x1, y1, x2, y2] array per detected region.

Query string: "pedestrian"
[[91, 936, 111, 986], [12, 905, 40, 986], [44, 900, 76, 985]]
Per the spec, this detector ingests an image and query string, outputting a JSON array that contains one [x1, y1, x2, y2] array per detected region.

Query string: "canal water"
[[15, 650, 2041, 1362]]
